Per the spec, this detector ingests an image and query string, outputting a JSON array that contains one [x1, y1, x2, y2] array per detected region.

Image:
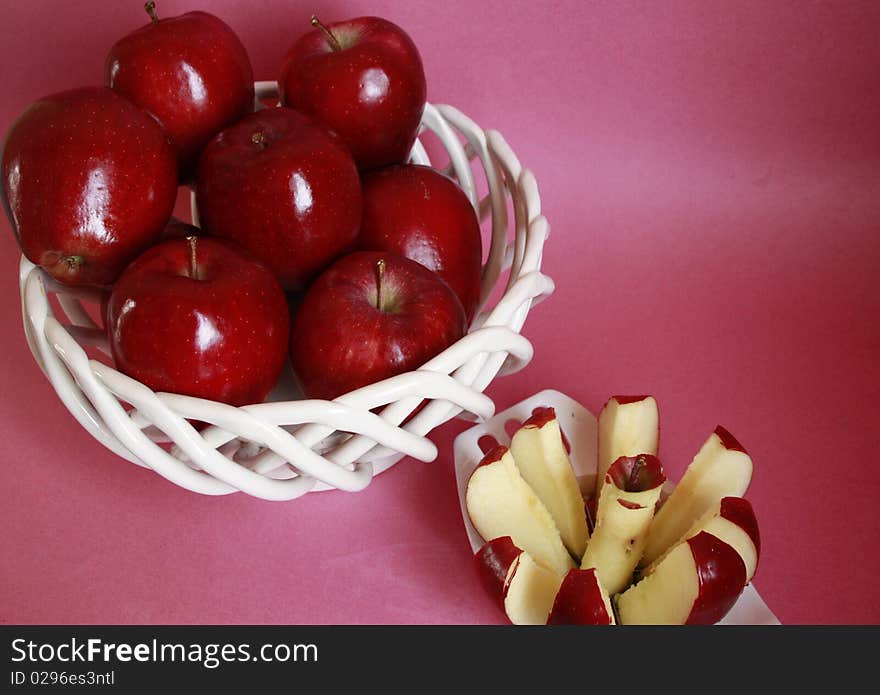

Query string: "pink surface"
[[1, 1, 878, 625]]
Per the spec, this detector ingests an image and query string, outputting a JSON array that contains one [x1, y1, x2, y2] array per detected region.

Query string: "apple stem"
[[144, 1, 159, 23], [376, 258, 385, 311], [251, 131, 267, 150], [187, 235, 199, 280], [310, 15, 342, 52]]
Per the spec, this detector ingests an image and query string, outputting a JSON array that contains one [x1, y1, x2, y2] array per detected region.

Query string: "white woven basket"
[[18, 81, 554, 501]]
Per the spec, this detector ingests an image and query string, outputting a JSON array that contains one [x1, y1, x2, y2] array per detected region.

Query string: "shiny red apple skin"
[[101, 219, 203, 326], [106, 237, 290, 407], [105, 6, 255, 178], [196, 107, 362, 293], [278, 16, 426, 171], [547, 568, 614, 625], [289, 251, 466, 400], [475, 536, 522, 607], [719, 496, 761, 558], [686, 531, 748, 625], [358, 164, 483, 322], [1, 86, 178, 287]]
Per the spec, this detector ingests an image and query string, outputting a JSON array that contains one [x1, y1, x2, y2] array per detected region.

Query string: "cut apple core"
[[608, 454, 665, 493]]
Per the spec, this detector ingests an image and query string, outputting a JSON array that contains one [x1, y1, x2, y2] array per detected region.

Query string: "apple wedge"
[[642, 496, 760, 583], [466, 445, 576, 576], [474, 536, 522, 609], [595, 395, 659, 503], [580, 454, 666, 594], [504, 551, 566, 625], [509, 406, 590, 560], [640, 426, 753, 567], [547, 568, 615, 625], [616, 530, 747, 625], [473, 537, 564, 625]]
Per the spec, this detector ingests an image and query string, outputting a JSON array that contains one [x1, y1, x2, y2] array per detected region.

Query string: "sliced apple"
[[640, 426, 753, 567], [580, 454, 666, 594], [509, 406, 590, 560], [547, 568, 615, 625], [643, 496, 760, 583], [616, 530, 747, 625], [466, 445, 576, 576], [503, 551, 566, 625], [474, 536, 523, 609], [595, 395, 659, 503]]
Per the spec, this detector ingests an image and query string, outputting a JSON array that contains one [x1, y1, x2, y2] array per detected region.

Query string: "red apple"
[[195, 106, 362, 293], [289, 251, 466, 400], [106, 1, 255, 178], [106, 236, 290, 406], [278, 15, 426, 170], [101, 218, 203, 326], [1, 86, 178, 286], [358, 164, 483, 322]]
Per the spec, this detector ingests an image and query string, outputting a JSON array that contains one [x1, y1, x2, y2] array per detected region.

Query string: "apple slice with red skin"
[[643, 496, 760, 583], [641, 426, 752, 568], [547, 568, 615, 625], [595, 395, 659, 504], [466, 445, 575, 577], [581, 454, 666, 594], [474, 536, 522, 609], [616, 530, 747, 625], [474, 537, 565, 625], [503, 551, 565, 625], [509, 406, 590, 560]]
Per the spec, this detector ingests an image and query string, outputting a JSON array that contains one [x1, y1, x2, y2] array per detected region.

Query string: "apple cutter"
[[18, 81, 554, 501], [453, 389, 781, 625]]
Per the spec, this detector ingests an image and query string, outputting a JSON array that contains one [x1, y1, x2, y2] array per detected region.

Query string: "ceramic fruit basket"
[[18, 81, 553, 501]]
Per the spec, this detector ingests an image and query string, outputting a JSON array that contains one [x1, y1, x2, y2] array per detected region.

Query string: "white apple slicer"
[[453, 389, 781, 626]]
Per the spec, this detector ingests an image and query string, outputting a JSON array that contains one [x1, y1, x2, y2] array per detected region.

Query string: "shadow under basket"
[[18, 81, 554, 501]]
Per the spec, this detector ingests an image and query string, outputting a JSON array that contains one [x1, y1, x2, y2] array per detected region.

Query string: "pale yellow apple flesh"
[[640, 427, 752, 567], [595, 396, 659, 502], [617, 542, 699, 624], [509, 411, 589, 560], [617, 530, 747, 625], [643, 496, 760, 582], [581, 465, 664, 594], [465, 446, 575, 577], [503, 552, 565, 625]]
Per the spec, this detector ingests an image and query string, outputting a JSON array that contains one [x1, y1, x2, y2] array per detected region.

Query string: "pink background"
[[1, 0, 878, 625]]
